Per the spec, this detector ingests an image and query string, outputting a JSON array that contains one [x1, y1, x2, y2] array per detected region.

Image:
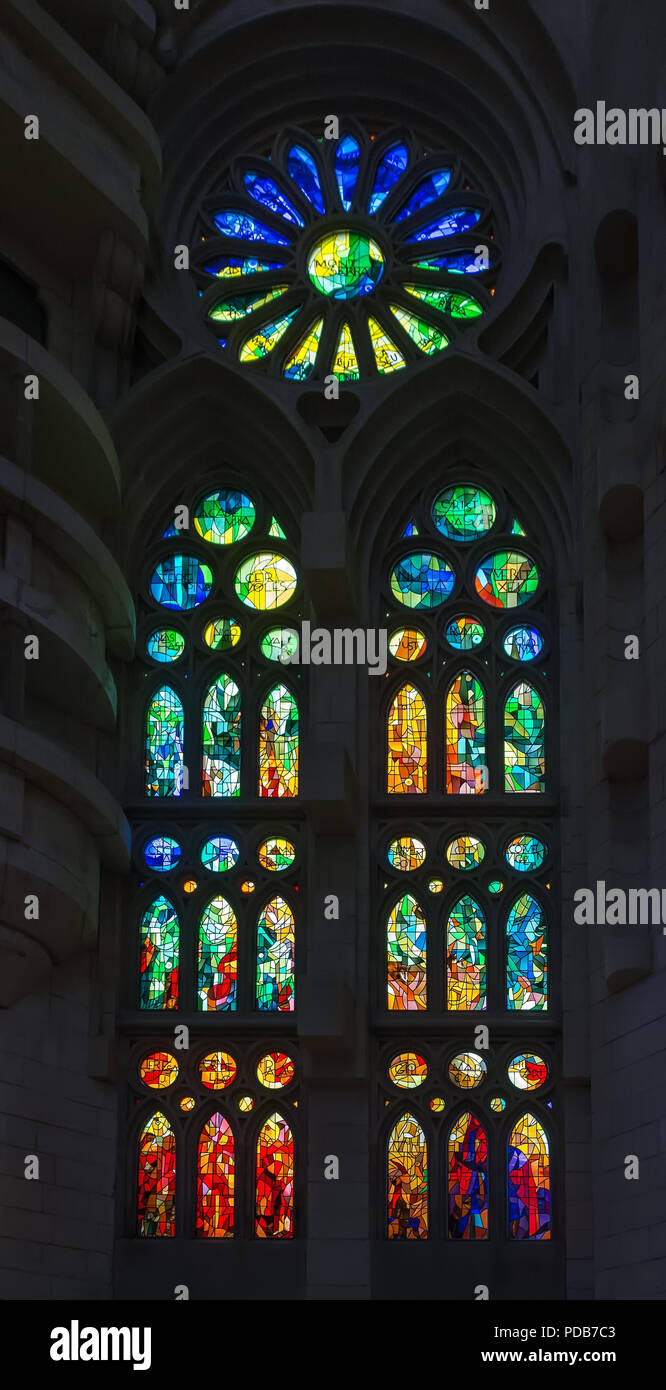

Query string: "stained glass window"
[[140, 896, 179, 1009], [137, 1113, 176, 1237], [446, 895, 486, 1010], [259, 684, 299, 796], [256, 895, 295, 1010], [506, 894, 547, 1010], [256, 1113, 294, 1237], [388, 683, 427, 793], [197, 1113, 235, 1237], [387, 894, 427, 1010], [202, 675, 241, 797], [387, 1114, 428, 1238], [448, 1113, 488, 1239], [198, 897, 237, 1011], [193, 126, 494, 384], [445, 672, 486, 794], [504, 682, 545, 792], [508, 1113, 550, 1239], [146, 687, 184, 797]]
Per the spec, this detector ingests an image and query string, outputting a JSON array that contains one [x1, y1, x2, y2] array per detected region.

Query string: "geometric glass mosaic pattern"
[[387, 1113, 428, 1238], [193, 125, 496, 384]]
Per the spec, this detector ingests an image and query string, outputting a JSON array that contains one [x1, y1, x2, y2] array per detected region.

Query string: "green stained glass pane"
[[403, 285, 484, 319], [511, 518, 526, 535], [446, 894, 486, 1011], [433, 485, 496, 540], [308, 231, 384, 299], [268, 517, 286, 539], [260, 627, 299, 662], [390, 305, 449, 355], [194, 490, 255, 545], [475, 552, 539, 609], [202, 675, 241, 797], [198, 897, 237, 1010], [140, 895, 179, 1009], [240, 309, 300, 361], [209, 285, 288, 322], [146, 629, 185, 663], [504, 683, 545, 793], [235, 553, 298, 610]]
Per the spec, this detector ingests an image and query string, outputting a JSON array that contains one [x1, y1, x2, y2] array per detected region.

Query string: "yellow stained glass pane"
[[209, 285, 289, 322], [390, 305, 449, 355], [387, 1114, 428, 1238], [331, 321, 359, 380], [387, 683, 427, 793], [368, 316, 405, 373], [283, 317, 324, 380]]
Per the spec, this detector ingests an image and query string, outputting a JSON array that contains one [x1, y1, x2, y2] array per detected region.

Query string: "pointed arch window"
[[197, 1112, 235, 1237], [506, 893, 548, 1010], [445, 671, 485, 794], [259, 683, 299, 796], [139, 896, 179, 1010], [448, 1111, 488, 1239], [504, 682, 545, 793], [508, 1112, 550, 1239], [387, 893, 427, 1010], [256, 895, 295, 1011], [387, 1113, 428, 1238], [202, 675, 241, 797], [256, 1112, 294, 1238], [129, 481, 306, 1242], [146, 686, 184, 796], [137, 1112, 176, 1237], [198, 896, 238, 1011], [387, 683, 427, 793], [376, 476, 557, 1257], [446, 894, 486, 1011]]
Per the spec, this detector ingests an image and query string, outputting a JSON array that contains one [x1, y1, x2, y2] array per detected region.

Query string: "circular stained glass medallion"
[[390, 553, 455, 609], [194, 490, 255, 545], [474, 552, 539, 609], [388, 1052, 428, 1088], [234, 553, 298, 609], [308, 230, 385, 299], [432, 485, 496, 540]]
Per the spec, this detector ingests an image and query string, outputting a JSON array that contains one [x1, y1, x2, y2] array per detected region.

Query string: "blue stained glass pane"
[[150, 555, 213, 611], [144, 836, 182, 872], [243, 172, 305, 227], [287, 145, 325, 213], [369, 142, 409, 213], [393, 168, 452, 221], [503, 626, 544, 661], [202, 256, 286, 278], [162, 523, 178, 538], [213, 210, 291, 245], [201, 836, 240, 873], [404, 208, 482, 242], [412, 249, 486, 275], [335, 136, 361, 211]]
